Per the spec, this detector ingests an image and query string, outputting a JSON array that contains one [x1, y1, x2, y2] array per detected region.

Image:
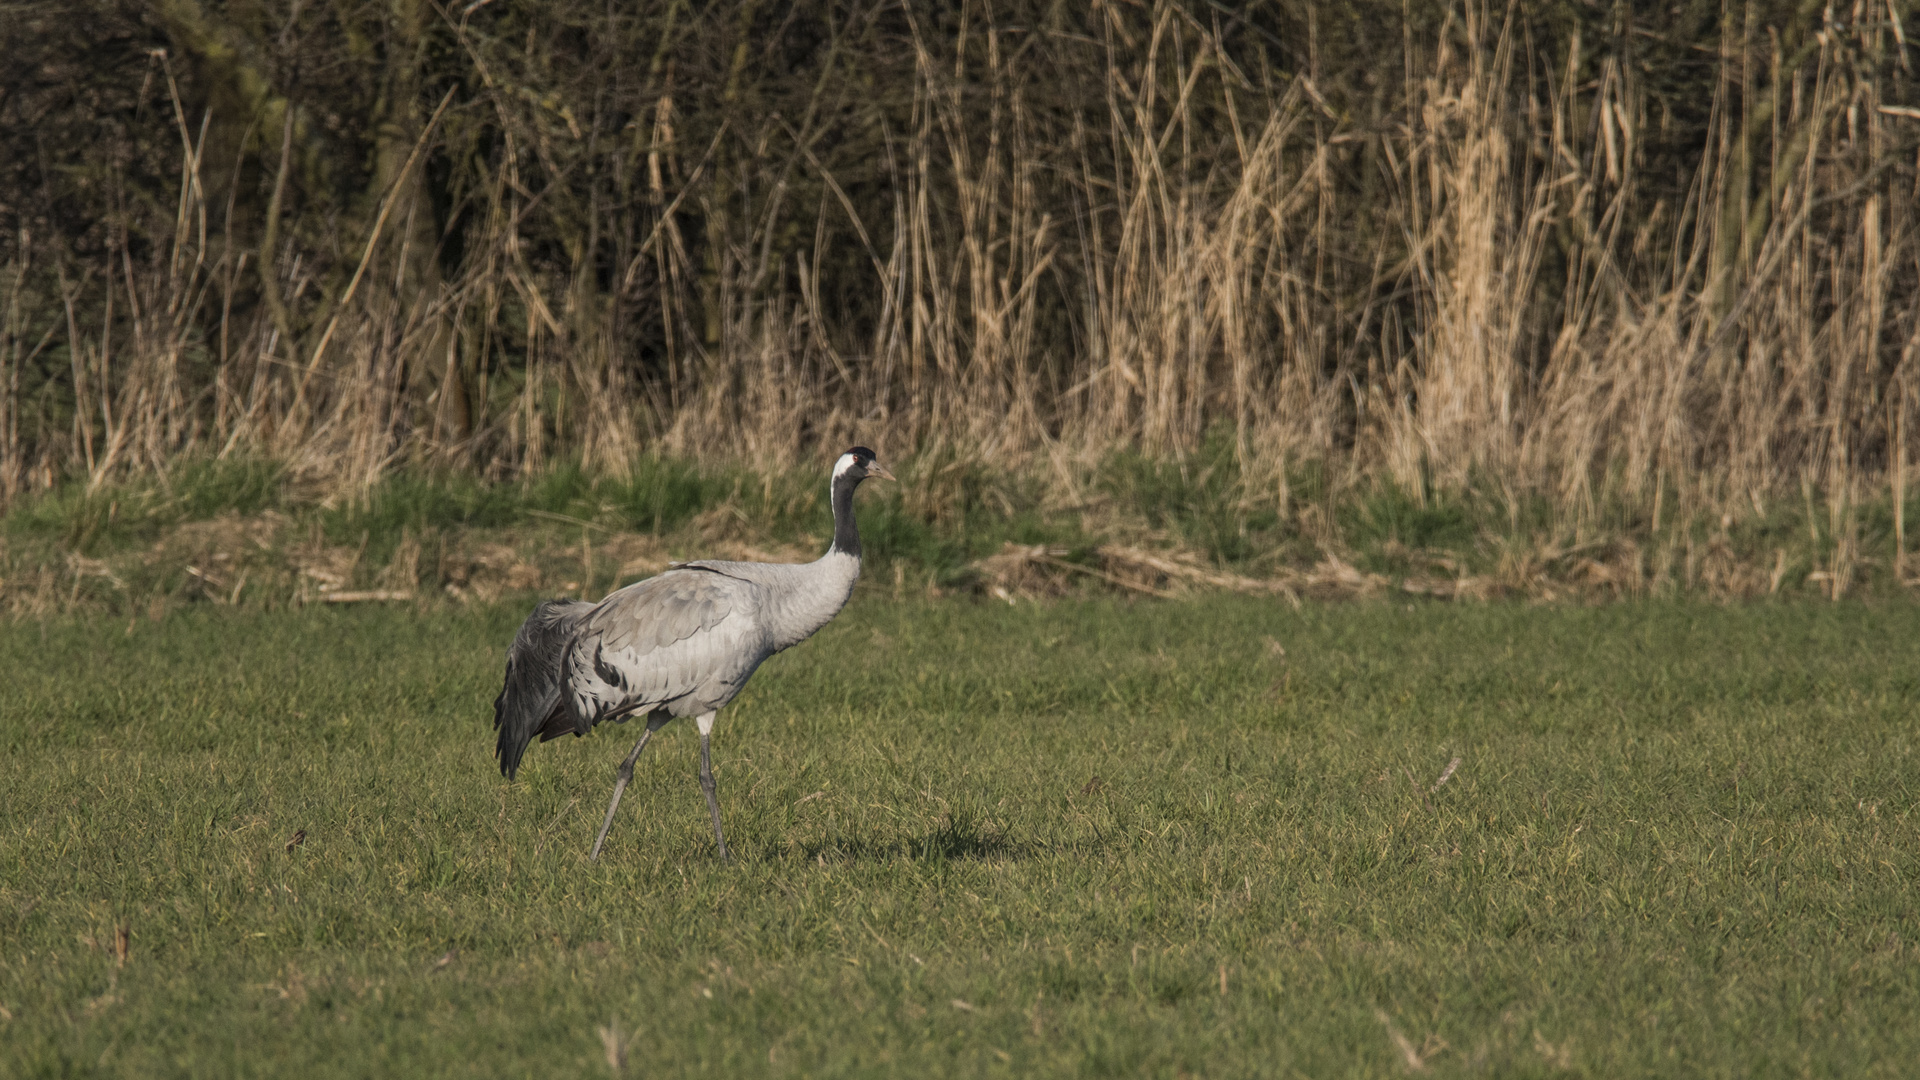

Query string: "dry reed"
[[1, 0, 1915, 567]]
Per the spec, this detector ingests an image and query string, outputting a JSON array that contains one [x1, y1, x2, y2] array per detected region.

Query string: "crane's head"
[[834, 446, 896, 484]]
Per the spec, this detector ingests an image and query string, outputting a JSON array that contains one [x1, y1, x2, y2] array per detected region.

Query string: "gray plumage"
[[492, 447, 894, 860], [494, 553, 857, 757]]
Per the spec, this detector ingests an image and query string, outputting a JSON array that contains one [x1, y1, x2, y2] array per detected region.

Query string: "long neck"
[[827, 473, 861, 557], [763, 473, 861, 653]]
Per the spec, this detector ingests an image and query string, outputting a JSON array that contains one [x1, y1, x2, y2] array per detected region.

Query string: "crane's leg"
[[696, 711, 730, 861], [590, 716, 666, 862]]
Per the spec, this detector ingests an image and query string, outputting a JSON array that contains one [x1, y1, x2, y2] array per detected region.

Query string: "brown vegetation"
[[2, 0, 1918, 597]]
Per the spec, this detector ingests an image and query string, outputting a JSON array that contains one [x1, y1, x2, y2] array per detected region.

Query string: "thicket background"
[[3, 0, 1919, 600]]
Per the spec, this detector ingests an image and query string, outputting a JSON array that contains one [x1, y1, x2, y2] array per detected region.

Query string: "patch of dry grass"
[[3, 2, 1914, 563]]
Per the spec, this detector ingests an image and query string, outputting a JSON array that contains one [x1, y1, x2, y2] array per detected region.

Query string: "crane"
[[491, 447, 895, 860]]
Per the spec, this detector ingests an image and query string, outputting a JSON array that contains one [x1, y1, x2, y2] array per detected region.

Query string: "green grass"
[[3, 594, 1918, 1077], [10, 446, 1920, 613]]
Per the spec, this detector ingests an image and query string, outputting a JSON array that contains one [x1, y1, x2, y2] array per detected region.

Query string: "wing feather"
[[590, 570, 738, 654], [563, 568, 769, 728], [493, 599, 593, 777]]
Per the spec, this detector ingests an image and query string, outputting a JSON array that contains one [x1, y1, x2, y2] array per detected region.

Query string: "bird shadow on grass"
[[767, 818, 1043, 866]]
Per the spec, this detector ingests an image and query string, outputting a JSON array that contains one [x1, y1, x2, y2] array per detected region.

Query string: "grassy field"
[[2, 592, 1917, 1077], [8, 451, 1915, 627]]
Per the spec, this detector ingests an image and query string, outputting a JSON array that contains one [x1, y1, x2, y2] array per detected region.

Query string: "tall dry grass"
[[1, 0, 1915, 573]]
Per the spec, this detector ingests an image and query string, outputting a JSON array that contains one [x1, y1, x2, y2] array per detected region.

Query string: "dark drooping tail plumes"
[[492, 599, 593, 778]]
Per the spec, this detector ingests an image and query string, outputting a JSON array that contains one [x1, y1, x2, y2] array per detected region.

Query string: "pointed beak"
[[867, 460, 897, 482]]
